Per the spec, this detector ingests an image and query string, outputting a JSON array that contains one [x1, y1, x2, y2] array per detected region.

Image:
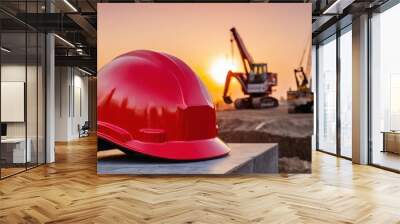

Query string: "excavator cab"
[[294, 67, 309, 92], [248, 63, 268, 83], [287, 34, 314, 113], [247, 64, 277, 94]]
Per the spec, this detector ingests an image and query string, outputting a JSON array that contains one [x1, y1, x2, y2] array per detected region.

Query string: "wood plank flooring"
[[1, 136, 400, 223], [373, 151, 400, 171]]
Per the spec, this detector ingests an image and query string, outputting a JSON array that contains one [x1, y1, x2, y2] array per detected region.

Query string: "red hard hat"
[[97, 50, 230, 160]]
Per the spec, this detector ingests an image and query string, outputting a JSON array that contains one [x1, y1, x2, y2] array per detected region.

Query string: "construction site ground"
[[216, 104, 313, 173]]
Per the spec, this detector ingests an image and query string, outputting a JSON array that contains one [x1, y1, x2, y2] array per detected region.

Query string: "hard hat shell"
[[97, 50, 230, 160]]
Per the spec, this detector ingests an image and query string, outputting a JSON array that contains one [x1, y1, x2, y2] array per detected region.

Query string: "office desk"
[[382, 131, 400, 154], [1, 138, 31, 163]]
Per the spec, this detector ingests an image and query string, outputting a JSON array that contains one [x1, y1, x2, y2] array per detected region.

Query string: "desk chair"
[[78, 121, 90, 138]]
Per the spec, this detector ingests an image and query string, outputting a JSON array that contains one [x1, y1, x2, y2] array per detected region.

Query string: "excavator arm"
[[223, 71, 247, 104], [295, 36, 311, 90], [230, 27, 254, 75]]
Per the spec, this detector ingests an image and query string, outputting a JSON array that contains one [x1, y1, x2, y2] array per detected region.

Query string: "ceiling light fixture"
[[1, 47, 11, 53], [54, 34, 75, 48], [323, 0, 354, 15], [63, 0, 78, 12], [78, 67, 93, 76]]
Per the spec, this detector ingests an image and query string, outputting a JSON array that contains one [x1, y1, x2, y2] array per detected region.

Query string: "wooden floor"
[[1, 136, 400, 224], [1, 167, 26, 178], [373, 151, 400, 171]]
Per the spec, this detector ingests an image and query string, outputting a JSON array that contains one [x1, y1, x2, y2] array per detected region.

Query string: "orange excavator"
[[287, 37, 313, 113], [223, 27, 279, 109]]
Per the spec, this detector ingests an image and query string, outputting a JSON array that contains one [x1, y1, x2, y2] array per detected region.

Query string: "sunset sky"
[[98, 3, 311, 103]]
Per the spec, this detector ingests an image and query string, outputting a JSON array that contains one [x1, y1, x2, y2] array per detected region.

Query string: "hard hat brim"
[[98, 132, 231, 161]]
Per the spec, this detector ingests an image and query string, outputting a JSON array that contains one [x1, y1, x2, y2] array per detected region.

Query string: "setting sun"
[[209, 58, 237, 85]]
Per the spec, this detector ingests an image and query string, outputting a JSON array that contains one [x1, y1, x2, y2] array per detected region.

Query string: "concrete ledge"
[[97, 143, 278, 175]]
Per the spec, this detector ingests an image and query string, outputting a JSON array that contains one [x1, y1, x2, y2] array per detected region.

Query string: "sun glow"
[[210, 58, 237, 85]]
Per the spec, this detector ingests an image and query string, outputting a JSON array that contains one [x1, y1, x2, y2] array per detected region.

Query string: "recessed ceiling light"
[[63, 0, 78, 12], [323, 0, 354, 15], [78, 67, 93, 76], [1, 47, 11, 53], [54, 34, 75, 48]]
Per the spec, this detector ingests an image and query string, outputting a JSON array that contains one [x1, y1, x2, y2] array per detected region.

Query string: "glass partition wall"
[[370, 3, 400, 171], [316, 25, 353, 159], [316, 0, 400, 171], [0, 31, 27, 177], [317, 35, 337, 155], [0, 4, 46, 179], [339, 27, 352, 159]]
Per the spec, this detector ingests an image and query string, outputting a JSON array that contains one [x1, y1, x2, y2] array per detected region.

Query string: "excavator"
[[222, 27, 279, 109], [286, 38, 313, 113]]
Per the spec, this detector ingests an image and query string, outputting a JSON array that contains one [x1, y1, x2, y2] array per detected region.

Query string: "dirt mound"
[[218, 130, 311, 161], [279, 157, 311, 173], [217, 106, 313, 162], [217, 106, 313, 138]]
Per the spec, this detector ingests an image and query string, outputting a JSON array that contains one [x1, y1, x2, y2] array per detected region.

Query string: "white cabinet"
[[1, 138, 32, 163]]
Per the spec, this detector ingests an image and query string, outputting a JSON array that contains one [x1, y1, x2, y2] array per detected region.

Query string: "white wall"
[[55, 67, 69, 141], [1, 63, 46, 164], [54, 67, 89, 141], [1, 65, 26, 142], [71, 73, 89, 138], [1, 65, 36, 138]]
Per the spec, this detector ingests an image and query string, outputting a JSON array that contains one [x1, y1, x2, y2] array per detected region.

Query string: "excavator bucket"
[[223, 96, 233, 104]]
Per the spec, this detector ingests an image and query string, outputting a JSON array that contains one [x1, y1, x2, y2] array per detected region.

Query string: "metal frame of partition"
[[315, 44, 319, 151], [0, 0, 47, 180], [367, 10, 373, 166], [0, 21, 2, 179], [336, 28, 341, 159]]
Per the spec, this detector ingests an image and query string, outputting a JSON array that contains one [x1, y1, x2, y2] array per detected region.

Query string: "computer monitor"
[[1, 123, 7, 137]]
